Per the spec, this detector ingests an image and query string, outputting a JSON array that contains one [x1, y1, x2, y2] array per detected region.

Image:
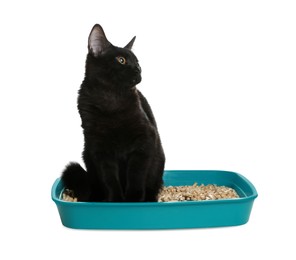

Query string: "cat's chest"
[[85, 112, 153, 142], [84, 114, 155, 155]]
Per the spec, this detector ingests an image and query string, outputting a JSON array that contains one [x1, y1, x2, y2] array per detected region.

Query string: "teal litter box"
[[51, 170, 258, 230]]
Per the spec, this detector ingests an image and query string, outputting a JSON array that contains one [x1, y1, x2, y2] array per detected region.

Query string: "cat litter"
[[62, 189, 78, 202], [158, 183, 239, 202]]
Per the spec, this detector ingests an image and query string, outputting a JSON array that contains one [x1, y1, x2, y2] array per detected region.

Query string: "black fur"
[[61, 24, 165, 202]]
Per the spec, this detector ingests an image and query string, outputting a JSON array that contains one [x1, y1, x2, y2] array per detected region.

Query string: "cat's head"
[[86, 24, 141, 89]]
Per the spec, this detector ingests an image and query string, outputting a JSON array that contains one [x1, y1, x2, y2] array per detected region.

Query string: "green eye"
[[116, 56, 126, 64]]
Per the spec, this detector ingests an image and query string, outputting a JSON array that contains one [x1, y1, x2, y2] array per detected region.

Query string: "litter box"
[[51, 170, 258, 229]]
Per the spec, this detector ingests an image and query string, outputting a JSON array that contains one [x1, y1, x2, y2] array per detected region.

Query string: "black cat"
[[61, 24, 165, 202]]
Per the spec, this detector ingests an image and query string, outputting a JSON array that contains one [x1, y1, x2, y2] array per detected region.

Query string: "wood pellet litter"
[[62, 189, 78, 202], [157, 183, 239, 202], [62, 183, 239, 202]]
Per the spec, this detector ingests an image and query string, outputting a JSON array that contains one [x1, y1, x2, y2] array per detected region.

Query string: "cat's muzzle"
[[132, 73, 142, 85], [132, 65, 142, 85]]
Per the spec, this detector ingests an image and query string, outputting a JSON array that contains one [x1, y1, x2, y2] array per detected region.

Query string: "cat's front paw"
[[125, 189, 146, 202]]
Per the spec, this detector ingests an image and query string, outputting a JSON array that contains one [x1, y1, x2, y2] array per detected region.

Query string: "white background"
[[0, 0, 295, 259]]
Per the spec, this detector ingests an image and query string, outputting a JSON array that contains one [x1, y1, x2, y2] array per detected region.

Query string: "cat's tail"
[[61, 162, 91, 201]]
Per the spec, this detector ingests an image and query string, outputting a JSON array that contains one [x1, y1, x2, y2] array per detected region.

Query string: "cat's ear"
[[124, 36, 136, 50], [88, 24, 111, 57]]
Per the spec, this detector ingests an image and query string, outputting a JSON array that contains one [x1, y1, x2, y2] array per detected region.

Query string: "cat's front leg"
[[94, 158, 124, 202], [125, 152, 151, 202]]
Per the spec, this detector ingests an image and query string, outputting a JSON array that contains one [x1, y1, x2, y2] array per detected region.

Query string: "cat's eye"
[[116, 56, 126, 65]]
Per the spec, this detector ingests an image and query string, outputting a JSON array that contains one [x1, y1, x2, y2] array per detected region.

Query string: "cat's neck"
[[79, 79, 140, 114]]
